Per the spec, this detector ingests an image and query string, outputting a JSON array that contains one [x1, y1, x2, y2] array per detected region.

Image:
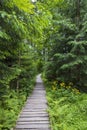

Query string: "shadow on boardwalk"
[[14, 74, 51, 130]]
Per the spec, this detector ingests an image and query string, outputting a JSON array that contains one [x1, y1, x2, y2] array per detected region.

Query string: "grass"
[[45, 81, 87, 130]]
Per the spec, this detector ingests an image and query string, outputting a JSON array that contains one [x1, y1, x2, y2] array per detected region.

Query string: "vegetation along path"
[[14, 74, 51, 130]]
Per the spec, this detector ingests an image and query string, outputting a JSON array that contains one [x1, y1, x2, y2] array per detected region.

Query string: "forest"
[[0, 0, 87, 130]]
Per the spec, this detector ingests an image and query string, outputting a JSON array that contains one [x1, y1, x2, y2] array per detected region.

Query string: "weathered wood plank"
[[20, 114, 48, 116], [15, 128, 50, 130], [22, 109, 47, 112], [17, 117, 49, 122], [21, 111, 47, 114], [16, 124, 50, 129], [17, 121, 49, 125], [23, 106, 47, 108], [23, 107, 47, 110]]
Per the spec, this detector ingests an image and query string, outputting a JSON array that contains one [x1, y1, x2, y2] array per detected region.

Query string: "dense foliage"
[[44, 79, 87, 130], [44, 0, 87, 91], [0, 0, 87, 129], [0, 0, 38, 129], [41, 0, 87, 129]]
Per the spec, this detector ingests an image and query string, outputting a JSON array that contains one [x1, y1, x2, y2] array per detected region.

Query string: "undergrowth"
[[43, 78, 87, 130], [0, 78, 36, 130]]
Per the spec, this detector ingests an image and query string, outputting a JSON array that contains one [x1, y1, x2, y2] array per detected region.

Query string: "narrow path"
[[14, 74, 51, 130]]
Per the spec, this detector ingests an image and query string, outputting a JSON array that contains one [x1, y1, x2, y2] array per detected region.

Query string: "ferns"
[[46, 85, 87, 130]]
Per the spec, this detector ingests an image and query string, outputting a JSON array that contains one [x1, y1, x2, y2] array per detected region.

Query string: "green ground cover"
[[44, 79, 87, 130]]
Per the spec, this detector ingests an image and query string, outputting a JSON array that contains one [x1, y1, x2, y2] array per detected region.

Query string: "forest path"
[[14, 74, 51, 130]]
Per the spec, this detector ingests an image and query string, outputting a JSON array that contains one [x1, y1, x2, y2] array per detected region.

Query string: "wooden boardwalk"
[[14, 74, 51, 130]]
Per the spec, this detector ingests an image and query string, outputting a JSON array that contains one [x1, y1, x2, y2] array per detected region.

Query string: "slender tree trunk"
[[76, 0, 80, 27], [75, 0, 81, 85], [17, 50, 21, 93]]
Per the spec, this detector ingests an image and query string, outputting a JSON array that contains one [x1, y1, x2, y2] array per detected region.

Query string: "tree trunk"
[[76, 0, 80, 27], [17, 50, 21, 93]]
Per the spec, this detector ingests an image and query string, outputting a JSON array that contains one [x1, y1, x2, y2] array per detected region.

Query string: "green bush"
[[0, 90, 26, 130], [45, 81, 87, 130]]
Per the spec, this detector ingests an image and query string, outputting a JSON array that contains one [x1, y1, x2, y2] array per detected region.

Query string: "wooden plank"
[[14, 128, 50, 130], [22, 110, 47, 112], [21, 111, 47, 114], [17, 121, 49, 125], [27, 98, 46, 100], [24, 106, 47, 109], [24, 108, 46, 111], [25, 107, 47, 109], [18, 117, 49, 122], [27, 97, 46, 99], [16, 124, 50, 129], [24, 104, 47, 106], [26, 102, 47, 104], [20, 113, 48, 116], [15, 128, 50, 130], [27, 100, 46, 102], [25, 104, 47, 106], [19, 116, 49, 118]]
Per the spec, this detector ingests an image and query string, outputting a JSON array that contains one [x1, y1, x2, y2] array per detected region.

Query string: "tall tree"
[[44, 0, 87, 91]]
